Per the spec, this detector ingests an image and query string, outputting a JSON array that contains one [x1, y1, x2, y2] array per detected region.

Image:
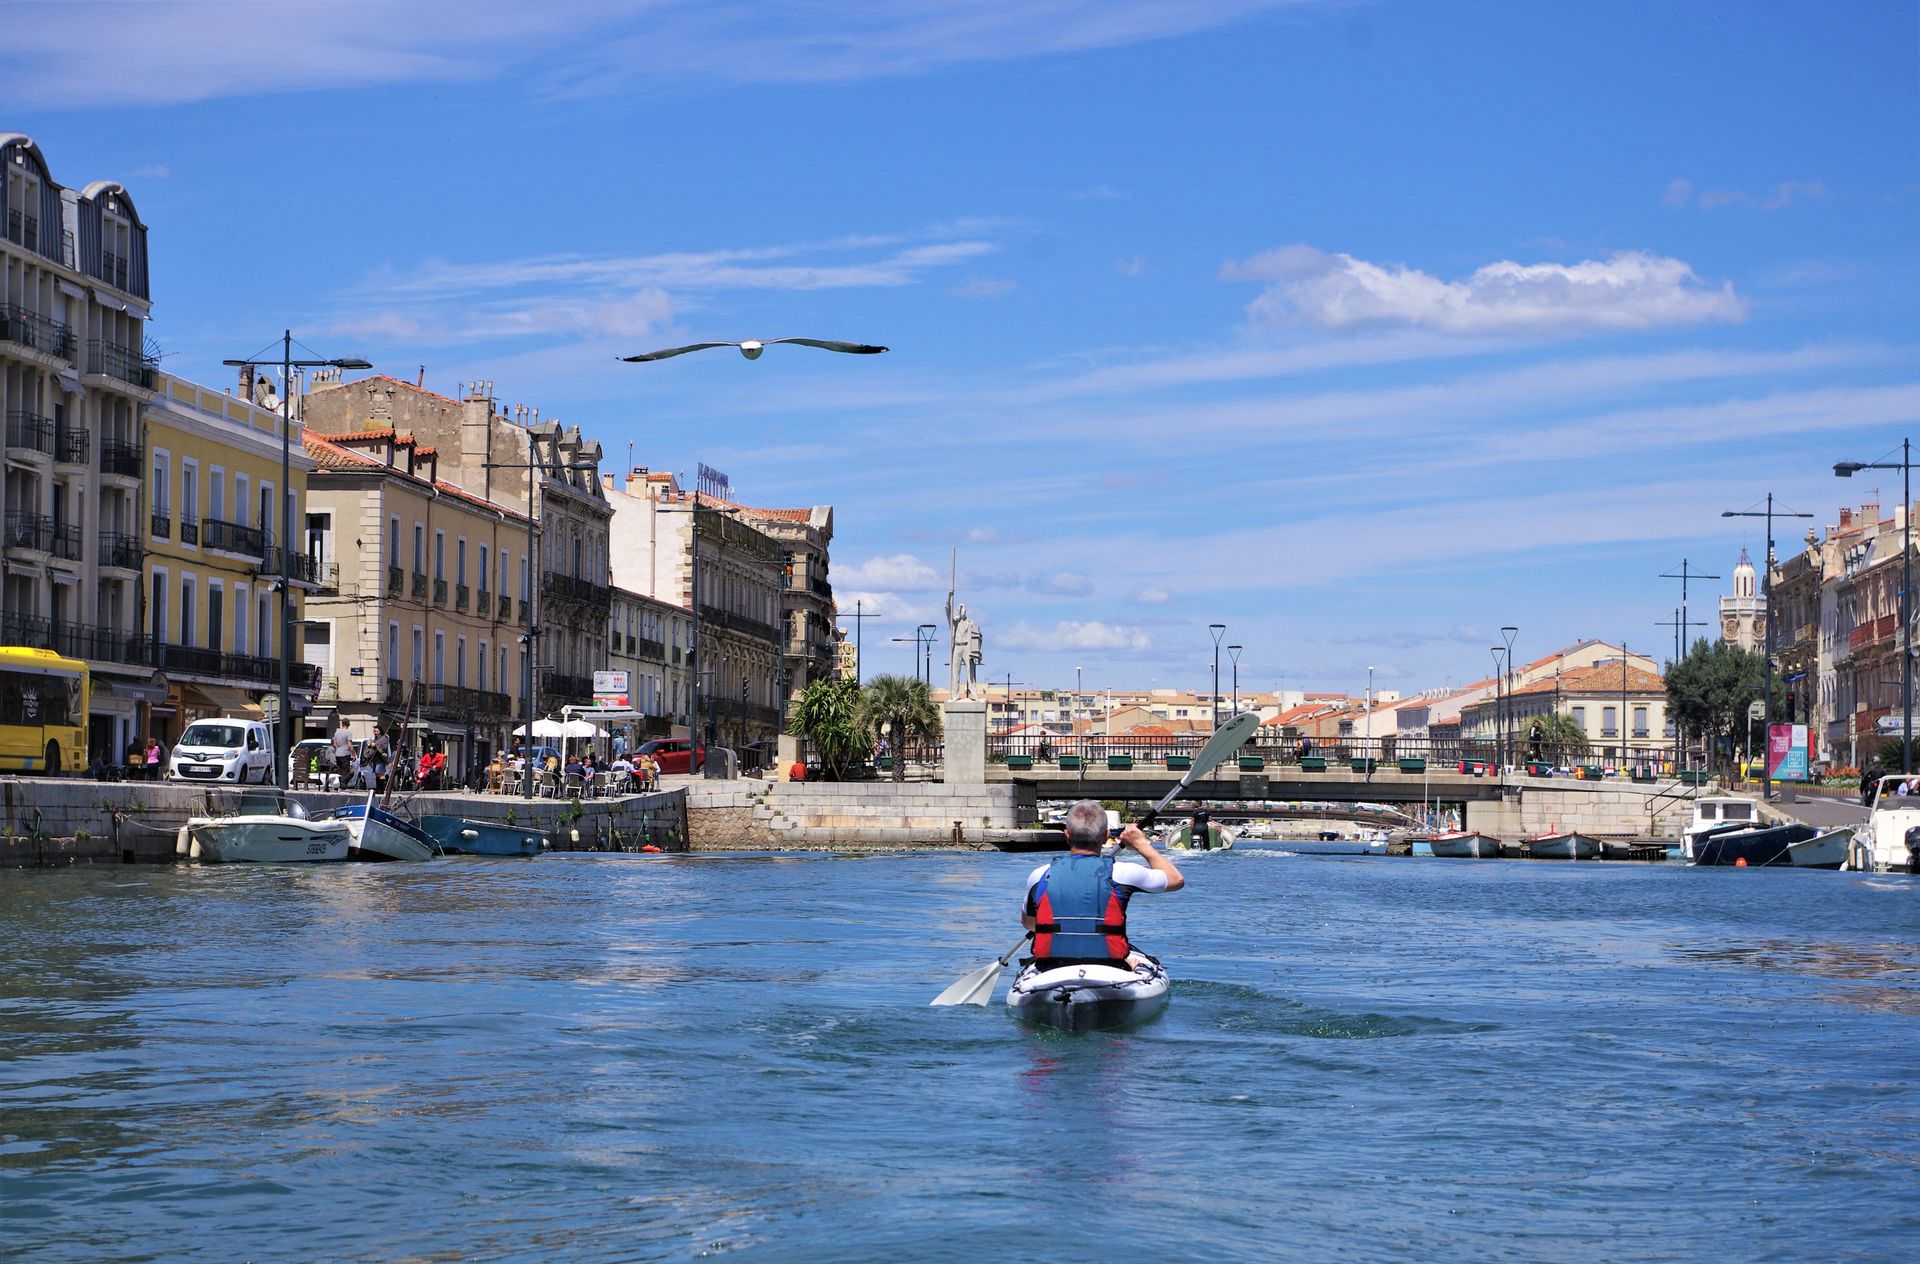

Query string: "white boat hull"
[[181, 816, 351, 864], [1786, 829, 1850, 870], [334, 806, 438, 862], [1427, 832, 1500, 858], [1525, 833, 1601, 860], [1007, 958, 1171, 1031], [1243, 837, 1388, 856]]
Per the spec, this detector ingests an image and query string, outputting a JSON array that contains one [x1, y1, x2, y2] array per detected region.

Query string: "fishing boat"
[[1691, 821, 1818, 867], [1006, 956, 1171, 1031], [1424, 830, 1501, 858], [417, 815, 547, 857], [1523, 830, 1601, 860], [175, 792, 351, 864], [1681, 796, 1762, 861], [329, 803, 439, 862]]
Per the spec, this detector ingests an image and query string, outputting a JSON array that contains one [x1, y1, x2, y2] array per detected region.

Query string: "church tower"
[[1719, 548, 1765, 651]]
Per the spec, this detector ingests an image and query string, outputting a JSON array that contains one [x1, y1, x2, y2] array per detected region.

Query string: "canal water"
[[2, 851, 1917, 1262]]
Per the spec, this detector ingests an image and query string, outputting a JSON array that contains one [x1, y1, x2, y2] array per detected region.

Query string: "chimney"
[[459, 383, 492, 492], [628, 466, 649, 496], [238, 363, 254, 402], [1841, 507, 1853, 528]]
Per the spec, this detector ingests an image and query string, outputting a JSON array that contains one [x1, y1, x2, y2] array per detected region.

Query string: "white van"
[[167, 717, 277, 784]]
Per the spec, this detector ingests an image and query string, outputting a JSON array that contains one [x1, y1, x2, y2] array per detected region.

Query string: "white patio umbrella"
[[513, 719, 569, 738], [560, 718, 603, 738]]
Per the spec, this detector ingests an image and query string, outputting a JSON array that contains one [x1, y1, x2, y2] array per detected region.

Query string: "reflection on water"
[[1, 853, 1917, 1263]]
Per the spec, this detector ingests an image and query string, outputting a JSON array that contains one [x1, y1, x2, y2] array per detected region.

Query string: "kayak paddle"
[[931, 935, 1031, 1006], [930, 710, 1263, 1007]]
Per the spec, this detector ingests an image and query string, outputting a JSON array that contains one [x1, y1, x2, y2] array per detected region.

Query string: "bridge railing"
[[989, 731, 1688, 773]]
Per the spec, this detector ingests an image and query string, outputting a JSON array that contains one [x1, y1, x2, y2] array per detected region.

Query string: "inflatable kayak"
[[1006, 956, 1171, 1031]]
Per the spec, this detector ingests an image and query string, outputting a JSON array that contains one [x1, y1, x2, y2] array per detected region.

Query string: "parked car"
[[288, 738, 333, 785], [167, 718, 277, 784], [636, 737, 705, 775]]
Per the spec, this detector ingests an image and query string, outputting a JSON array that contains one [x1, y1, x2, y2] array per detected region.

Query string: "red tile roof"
[[1510, 662, 1665, 698]]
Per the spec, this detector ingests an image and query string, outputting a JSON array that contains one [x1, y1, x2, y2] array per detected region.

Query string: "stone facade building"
[[1719, 548, 1765, 652], [301, 376, 611, 716], [606, 585, 691, 742]]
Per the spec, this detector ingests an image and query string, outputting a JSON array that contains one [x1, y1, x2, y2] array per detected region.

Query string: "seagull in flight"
[[620, 338, 889, 363]]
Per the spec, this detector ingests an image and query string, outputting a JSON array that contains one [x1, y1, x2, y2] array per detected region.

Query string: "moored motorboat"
[[1523, 831, 1601, 860], [1691, 821, 1818, 867], [175, 793, 350, 864], [417, 815, 547, 857], [1242, 830, 1388, 856], [1425, 831, 1501, 858], [1006, 956, 1171, 1031], [1681, 796, 1761, 861], [1850, 776, 1920, 871], [329, 803, 439, 862]]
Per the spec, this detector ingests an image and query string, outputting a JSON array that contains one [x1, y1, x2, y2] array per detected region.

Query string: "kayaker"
[[1021, 799, 1183, 968]]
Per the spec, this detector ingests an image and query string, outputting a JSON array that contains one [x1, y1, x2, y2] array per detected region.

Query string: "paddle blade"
[[930, 959, 1007, 1007], [1187, 710, 1263, 781]]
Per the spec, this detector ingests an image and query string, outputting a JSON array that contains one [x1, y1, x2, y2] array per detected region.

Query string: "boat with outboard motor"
[[1850, 775, 1920, 871], [417, 815, 547, 857], [1681, 796, 1762, 861], [1691, 821, 1819, 867], [175, 791, 351, 864], [329, 803, 438, 862], [1005, 955, 1171, 1030]]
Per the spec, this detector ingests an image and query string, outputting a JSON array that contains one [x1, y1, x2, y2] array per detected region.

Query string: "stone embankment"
[[685, 780, 1037, 851], [1475, 780, 1704, 838], [0, 778, 685, 867]]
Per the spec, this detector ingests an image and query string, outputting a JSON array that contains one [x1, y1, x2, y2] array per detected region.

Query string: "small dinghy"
[[1424, 830, 1501, 858], [1006, 956, 1171, 1031], [417, 815, 547, 857], [329, 803, 438, 862]]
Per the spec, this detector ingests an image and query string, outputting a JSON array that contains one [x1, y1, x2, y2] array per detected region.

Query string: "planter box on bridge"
[[1005, 754, 1033, 771], [1350, 757, 1378, 774], [1165, 754, 1192, 771], [1058, 755, 1083, 770], [1107, 754, 1133, 770], [1238, 754, 1265, 772], [1397, 757, 1426, 773], [1299, 756, 1328, 772]]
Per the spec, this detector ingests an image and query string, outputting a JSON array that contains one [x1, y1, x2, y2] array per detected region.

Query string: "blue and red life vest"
[[1029, 853, 1131, 962]]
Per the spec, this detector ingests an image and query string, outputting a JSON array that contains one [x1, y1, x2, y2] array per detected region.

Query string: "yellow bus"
[[0, 647, 89, 774]]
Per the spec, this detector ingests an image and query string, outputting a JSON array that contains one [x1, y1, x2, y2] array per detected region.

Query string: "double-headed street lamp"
[[222, 333, 371, 788], [1489, 646, 1507, 767], [1838, 439, 1916, 774], [1500, 625, 1517, 767], [1208, 623, 1226, 733], [1723, 494, 1815, 800], [1228, 644, 1243, 721]]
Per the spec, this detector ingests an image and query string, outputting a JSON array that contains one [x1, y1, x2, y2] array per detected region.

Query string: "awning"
[[180, 684, 265, 717], [94, 677, 169, 704]]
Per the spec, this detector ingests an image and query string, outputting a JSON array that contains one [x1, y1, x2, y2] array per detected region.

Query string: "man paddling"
[[1022, 799, 1183, 968]]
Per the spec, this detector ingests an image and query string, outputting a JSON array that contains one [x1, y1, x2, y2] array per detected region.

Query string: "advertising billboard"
[[1767, 723, 1809, 782], [593, 669, 631, 709]]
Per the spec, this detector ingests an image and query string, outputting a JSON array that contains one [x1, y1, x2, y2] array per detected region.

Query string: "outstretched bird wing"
[[761, 338, 890, 355], [618, 342, 741, 362]]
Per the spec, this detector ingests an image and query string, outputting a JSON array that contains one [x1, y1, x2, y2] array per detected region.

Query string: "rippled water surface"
[[3, 850, 1918, 1262]]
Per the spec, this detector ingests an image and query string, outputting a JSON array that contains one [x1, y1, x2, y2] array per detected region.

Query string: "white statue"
[[947, 549, 981, 700]]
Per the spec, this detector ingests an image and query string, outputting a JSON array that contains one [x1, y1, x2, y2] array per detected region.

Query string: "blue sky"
[[6, 0, 1917, 696]]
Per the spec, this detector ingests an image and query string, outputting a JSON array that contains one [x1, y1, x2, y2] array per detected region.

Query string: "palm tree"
[[860, 674, 942, 782], [786, 677, 870, 781], [1524, 712, 1590, 764]]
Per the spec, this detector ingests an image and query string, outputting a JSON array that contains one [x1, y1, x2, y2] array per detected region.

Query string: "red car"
[[637, 737, 705, 774]]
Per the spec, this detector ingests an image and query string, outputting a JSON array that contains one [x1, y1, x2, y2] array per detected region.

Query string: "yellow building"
[[143, 373, 316, 745]]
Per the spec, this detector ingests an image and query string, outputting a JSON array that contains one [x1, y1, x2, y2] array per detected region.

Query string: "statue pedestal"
[[776, 734, 800, 781], [943, 700, 988, 785]]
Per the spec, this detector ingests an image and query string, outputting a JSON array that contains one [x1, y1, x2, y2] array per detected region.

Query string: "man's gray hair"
[[1064, 799, 1109, 849]]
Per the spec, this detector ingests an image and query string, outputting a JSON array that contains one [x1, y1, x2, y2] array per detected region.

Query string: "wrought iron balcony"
[[0, 303, 74, 360], [85, 340, 157, 390], [313, 562, 339, 594], [388, 564, 404, 595], [5, 409, 55, 456], [54, 424, 88, 465], [96, 250, 132, 293], [455, 583, 469, 612], [99, 532, 143, 570], [411, 572, 428, 600], [498, 593, 512, 621], [544, 671, 595, 701], [4, 210, 36, 250], [420, 683, 513, 717], [99, 440, 143, 477], [202, 517, 266, 557], [518, 598, 531, 625], [698, 603, 780, 645], [639, 637, 666, 661], [263, 548, 320, 585], [477, 588, 491, 618], [178, 517, 199, 546], [50, 521, 81, 562], [4, 511, 52, 552], [433, 577, 449, 606], [150, 510, 171, 539], [0, 613, 148, 665]]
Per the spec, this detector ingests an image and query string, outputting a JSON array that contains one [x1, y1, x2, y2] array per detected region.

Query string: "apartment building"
[[606, 586, 691, 742]]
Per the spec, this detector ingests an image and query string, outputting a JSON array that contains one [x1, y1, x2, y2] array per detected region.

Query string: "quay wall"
[[0, 779, 686, 867], [1471, 782, 1705, 838], [686, 781, 1023, 851]]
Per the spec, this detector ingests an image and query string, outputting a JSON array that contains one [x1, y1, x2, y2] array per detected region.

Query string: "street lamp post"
[[1722, 494, 1815, 800], [1838, 440, 1915, 775], [1208, 624, 1226, 733], [222, 334, 371, 789], [1228, 644, 1243, 723], [1490, 646, 1506, 768], [917, 623, 937, 689], [1500, 626, 1517, 769]]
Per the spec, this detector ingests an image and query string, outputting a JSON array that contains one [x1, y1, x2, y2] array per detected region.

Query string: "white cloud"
[[1114, 256, 1148, 278], [1662, 178, 1694, 208], [1033, 572, 1093, 597], [1003, 621, 1154, 651], [1221, 246, 1745, 335], [836, 590, 935, 622], [954, 277, 1018, 299], [966, 527, 1000, 543], [839, 554, 942, 591], [1133, 586, 1173, 605], [1697, 179, 1829, 211]]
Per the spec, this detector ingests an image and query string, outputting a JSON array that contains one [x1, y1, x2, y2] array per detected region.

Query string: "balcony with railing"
[[698, 603, 781, 645], [312, 562, 339, 594], [4, 511, 52, 553], [0, 614, 148, 665], [544, 671, 595, 702], [85, 341, 157, 391], [541, 571, 612, 610], [477, 588, 491, 618], [5, 409, 55, 457], [411, 572, 428, 600], [54, 423, 88, 465], [97, 250, 133, 293], [0, 303, 74, 360], [639, 637, 666, 661], [150, 510, 171, 539], [4, 209, 37, 251], [518, 598, 531, 625], [455, 583, 469, 612], [50, 521, 81, 562], [178, 517, 199, 546], [202, 517, 266, 558], [498, 593, 512, 621], [99, 440, 143, 477], [99, 532, 142, 571], [433, 577, 449, 606], [262, 548, 320, 585], [387, 565, 404, 596], [420, 683, 513, 717]]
